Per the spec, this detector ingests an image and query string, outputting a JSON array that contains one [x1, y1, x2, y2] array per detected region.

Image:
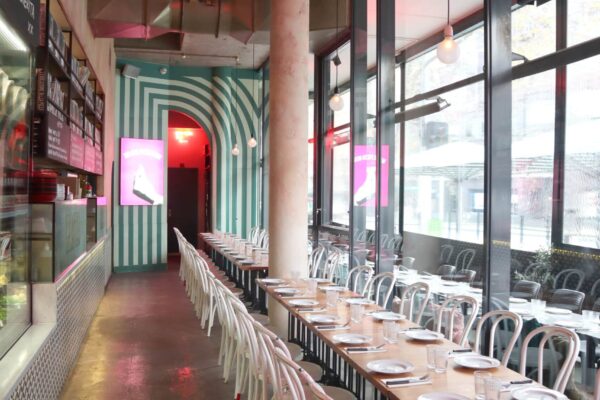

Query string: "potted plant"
[[513, 246, 555, 295]]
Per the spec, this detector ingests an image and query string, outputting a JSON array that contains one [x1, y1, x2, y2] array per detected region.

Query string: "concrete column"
[[268, 0, 309, 332]]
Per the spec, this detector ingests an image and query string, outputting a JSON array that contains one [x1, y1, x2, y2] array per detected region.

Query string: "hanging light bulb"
[[437, 0, 460, 64], [231, 143, 239, 156], [329, 88, 344, 112], [248, 136, 257, 148]]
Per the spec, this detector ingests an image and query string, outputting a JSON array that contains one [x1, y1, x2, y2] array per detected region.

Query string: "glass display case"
[[0, 7, 33, 358]]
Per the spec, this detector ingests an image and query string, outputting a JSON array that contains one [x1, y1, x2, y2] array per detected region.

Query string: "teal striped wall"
[[114, 59, 261, 270]]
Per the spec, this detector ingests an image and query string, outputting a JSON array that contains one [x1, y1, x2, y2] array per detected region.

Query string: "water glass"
[[474, 371, 492, 400], [484, 377, 503, 400], [426, 345, 437, 370], [326, 289, 339, 308], [306, 279, 318, 296], [434, 348, 449, 373], [350, 303, 364, 323], [383, 320, 399, 343], [245, 243, 253, 257]]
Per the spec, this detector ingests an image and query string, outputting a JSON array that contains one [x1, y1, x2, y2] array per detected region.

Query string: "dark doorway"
[[167, 168, 198, 252]]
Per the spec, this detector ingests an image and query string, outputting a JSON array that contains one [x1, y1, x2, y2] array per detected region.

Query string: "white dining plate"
[[417, 393, 470, 400], [370, 311, 406, 321], [545, 307, 572, 315], [333, 333, 372, 345], [440, 281, 460, 286], [289, 299, 320, 307], [509, 297, 528, 304], [404, 330, 444, 341], [554, 320, 583, 329], [453, 354, 500, 369], [469, 288, 483, 293], [274, 288, 300, 295], [512, 387, 568, 400], [319, 286, 346, 292], [345, 298, 375, 305], [306, 314, 339, 324], [262, 278, 285, 285], [366, 359, 414, 375]]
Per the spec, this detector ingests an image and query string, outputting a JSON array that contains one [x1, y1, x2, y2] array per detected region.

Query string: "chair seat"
[[285, 342, 303, 361], [250, 312, 270, 325], [322, 385, 356, 400], [230, 288, 244, 297], [298, 361, 322, 382]]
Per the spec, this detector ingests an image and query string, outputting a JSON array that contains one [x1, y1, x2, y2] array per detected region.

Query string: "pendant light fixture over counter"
[[248, 44, 258, 148], [232, 59, 241, 156], [437, 0, 460, 64], [329, 0, 344, 112]]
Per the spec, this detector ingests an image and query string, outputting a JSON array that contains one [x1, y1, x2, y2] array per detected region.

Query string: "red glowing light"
[[175, 129, 194, 143]]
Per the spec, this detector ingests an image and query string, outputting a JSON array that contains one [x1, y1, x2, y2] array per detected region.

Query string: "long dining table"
[[199, 233, 269, 310], [257, 279, 547, 400]]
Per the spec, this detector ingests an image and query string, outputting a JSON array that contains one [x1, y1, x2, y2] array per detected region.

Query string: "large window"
[[563, 55, 600, 248], [331, 141, 350, 225]]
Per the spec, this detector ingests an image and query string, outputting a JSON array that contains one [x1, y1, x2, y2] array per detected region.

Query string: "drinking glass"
[[474, 371, 492, 400], [350, 304, 364, 323], [245, 243, 253, 257], [306, 278, 318, 296], [484, 377, 503, 400], [383, 320, 399, 343], [434, 348, 449, 373], [426, 345, 437, 370], [326, 290, 339, 308]]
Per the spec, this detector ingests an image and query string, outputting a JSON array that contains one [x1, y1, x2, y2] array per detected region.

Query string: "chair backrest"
[[273, 347, 307, 400], [455, 248, 476, 271], [298, 370, 333, 400], [363, 272, 396, 307], [593, 297, 600, 312], [435, 295, 479, 347], [519, 325, 580, 393], [524, 262, 550, 277], [437, 264, 456, 276], [323, 247, 343, 281], [309, 245, 328, 278], [398, 282, 430, 324], [345, 265, 373, 293], [474, 310, 522, 366], [453, 269, 476, 283], [398, 256, 415, 269], [550, 289, 585, 313], [553, 268, 585, 291], [512, 280, 541, 300], [440, 244, 454, 264]]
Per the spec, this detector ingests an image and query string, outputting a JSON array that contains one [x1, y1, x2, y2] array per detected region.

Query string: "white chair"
[[473, 310, 522, 366], [344, 265, 373, 293], [439, 244, 454, 265], [519, 326, 580, 394], [322, 248, 343, 282], [455, 248, 476, 271], [363, 272, 396, 307], [309, 245, 328, 278], [397, 282, 430, 325], [434, 295, 479, 347], [553, 269, 585, 291]]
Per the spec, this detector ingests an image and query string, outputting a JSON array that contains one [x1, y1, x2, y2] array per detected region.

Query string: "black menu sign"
[[45, 102, 70, 164], [0, 0, 39, 48]]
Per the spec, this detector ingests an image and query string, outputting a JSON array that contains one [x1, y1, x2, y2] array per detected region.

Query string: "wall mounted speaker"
[[122, 64, 140, 79]]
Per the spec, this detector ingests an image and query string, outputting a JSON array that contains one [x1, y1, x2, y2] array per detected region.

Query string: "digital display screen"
[[120, 138, 164, 205]]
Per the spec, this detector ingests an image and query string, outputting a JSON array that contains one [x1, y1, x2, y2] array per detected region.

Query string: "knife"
[[384, 375, 429, 386]]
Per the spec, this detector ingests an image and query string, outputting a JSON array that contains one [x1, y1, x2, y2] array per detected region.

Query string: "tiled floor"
[[60, 257, 235, 400]]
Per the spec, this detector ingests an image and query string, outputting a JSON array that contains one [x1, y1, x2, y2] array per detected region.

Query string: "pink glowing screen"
[[353, 145, 389, 207], [120, 138, 165, 206]]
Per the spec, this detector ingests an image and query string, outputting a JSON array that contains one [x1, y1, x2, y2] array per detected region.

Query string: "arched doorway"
[[167, 110, 211, 252]]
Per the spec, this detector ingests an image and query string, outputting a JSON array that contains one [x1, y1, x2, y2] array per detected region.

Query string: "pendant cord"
[[335, 0, 339, 89], [252, 44, 256, 139], [447, 0, 450, 26]]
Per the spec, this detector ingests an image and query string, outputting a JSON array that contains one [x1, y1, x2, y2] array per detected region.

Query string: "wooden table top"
[[258, 279, 530, 400], [199, 233, 269, 271]]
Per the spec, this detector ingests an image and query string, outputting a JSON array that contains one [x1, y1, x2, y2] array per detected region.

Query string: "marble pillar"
[[268, 0, 310, 332]]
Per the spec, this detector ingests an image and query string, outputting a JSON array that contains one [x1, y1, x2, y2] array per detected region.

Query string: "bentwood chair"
[[437, 264, 456, 277], [439, 244, 454, 265], [455, 248, 476, 271], [451, 269, 476, 284], [363, 272, 396, 307], [549, 289, 586, 313], [512, 280, 541, 300], [344, 265, 373, 293], [519, 326, 580, 394], [434, 295, 480, 347], [397, 282, 430, 325], [473, 310, 522, 366], [309, 245, 328, 278], [553, 268, 585, 291]]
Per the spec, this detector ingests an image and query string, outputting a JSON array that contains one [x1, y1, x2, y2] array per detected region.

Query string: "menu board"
[[0, 0, 39, 48], [45, 102, 70, 164], [84, 139, 95, 173], [70, 128, 84, 170]]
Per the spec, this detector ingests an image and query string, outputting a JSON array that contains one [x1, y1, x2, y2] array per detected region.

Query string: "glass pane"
[[405, 28, 484, 99], [567, 0, 600, 47], [308, 100, 314, 225], [511, 70, 555, 251], [0, 9, 31, 358], [331, 43, 351, 128], [512, 1, 556, 61], [564, 55, 600, 248], [404, 82, 484, 243], [332, 141, 350, 226]]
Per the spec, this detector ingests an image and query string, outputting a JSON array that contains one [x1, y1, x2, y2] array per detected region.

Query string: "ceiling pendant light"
[[248, 44, 258, 148], [329, 0, 344, 112], [437, 0, 460, 64], [232, 143, 240, 156]]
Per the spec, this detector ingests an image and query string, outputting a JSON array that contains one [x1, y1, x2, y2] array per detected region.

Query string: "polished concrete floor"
[[61, 257, 235, 400]]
